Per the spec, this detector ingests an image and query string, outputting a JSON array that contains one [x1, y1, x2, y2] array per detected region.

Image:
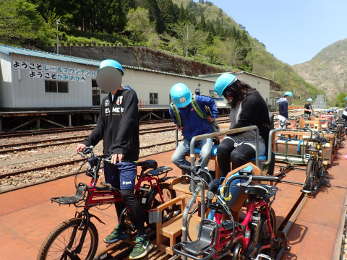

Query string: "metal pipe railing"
[[265, 127, 314, 165], [189, 125, 260, 168]]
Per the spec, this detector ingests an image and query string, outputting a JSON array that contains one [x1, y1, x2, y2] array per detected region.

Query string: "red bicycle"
[[173, 166, 287, 260], [37, 147, 176, 260]]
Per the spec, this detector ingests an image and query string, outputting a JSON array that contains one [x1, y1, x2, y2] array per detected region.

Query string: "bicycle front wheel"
[[37, 218, 98, 260], [304, 159, 317, 192]]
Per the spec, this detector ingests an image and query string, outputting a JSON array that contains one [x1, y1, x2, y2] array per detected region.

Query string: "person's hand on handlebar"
[[76, 143, 86, 153], [111, 153, 123, 164]]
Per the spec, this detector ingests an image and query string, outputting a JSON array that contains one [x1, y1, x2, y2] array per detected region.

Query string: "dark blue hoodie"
[[169, 95, 218, 141]]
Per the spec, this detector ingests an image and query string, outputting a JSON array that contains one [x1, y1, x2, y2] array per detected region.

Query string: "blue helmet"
[[170, 83, 192, 108], [284, 91, 293, 97], [214, 73, 238, 97], [344, 96, 347, 101], [306, 98, 313, 102], [99, 59, 124, 75]]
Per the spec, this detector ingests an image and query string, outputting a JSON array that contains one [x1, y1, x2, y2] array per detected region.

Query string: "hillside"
[[0, 0, 320, 101], [293, 38, 347, 104]]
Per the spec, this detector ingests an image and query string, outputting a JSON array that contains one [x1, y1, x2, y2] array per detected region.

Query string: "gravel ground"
[[0, 122, 175, 146], [0, 130, 179, 192]]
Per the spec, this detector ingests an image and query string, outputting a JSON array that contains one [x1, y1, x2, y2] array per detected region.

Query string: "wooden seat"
[[153, 195, 186, 255]]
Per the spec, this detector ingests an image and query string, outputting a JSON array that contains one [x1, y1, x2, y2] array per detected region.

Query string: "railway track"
[[0, 120, 175, 139], [0, 116, 231, 139], [0, 118, 230, 190], [0, 126, 176, 154], [0, 119, 230, 154], [0, 140, 180, 180]]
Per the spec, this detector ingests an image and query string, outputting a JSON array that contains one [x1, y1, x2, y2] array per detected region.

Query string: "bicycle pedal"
[[301, 189, 312, 194], [255, 253, 273, 260]]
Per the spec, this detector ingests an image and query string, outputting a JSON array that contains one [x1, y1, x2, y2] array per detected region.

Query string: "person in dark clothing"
[[276, 91, 293, 119], [342, 107, 347, 121], [169, 83, 218, 171], [304, 98, 313, 119], [76, 59, 152, 259], [214, 73, 271, 177]]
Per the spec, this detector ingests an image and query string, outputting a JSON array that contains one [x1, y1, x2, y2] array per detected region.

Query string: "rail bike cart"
[[274, 128, 335, 166], [147, 126, 280, 258], [38, 147, 179, 260], [273, 128, 331, 194], [167, 127, 290, 260]]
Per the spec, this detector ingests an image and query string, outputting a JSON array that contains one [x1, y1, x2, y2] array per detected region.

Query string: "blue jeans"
[[171, 138, 213, 169]]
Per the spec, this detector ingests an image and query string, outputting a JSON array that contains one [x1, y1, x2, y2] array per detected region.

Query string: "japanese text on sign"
[[12, 60, 97, 81]]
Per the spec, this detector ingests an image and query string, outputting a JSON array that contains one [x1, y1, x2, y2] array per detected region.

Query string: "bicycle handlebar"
[[225, 175, 280, 186]]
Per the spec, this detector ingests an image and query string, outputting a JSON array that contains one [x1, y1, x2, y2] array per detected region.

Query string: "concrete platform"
[[0, 148, 346, 259]]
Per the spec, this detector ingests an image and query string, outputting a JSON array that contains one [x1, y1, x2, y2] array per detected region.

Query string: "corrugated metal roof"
[[0, 44, 100, 67], [0, 44, 215, 82]]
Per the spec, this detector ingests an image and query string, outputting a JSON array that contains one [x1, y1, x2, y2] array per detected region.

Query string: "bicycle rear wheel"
[[37, 218, 98, 260], [303, 159, 318, 193]]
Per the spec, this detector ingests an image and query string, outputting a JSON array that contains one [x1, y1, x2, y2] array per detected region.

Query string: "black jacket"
[[84, 88, 140, 161], [229, 89, 271, 149]]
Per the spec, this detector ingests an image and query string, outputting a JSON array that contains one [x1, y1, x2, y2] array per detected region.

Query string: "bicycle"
[[173, 165, 287, 260], [302, 133, 330, 195], [37, 147, 176, 260]]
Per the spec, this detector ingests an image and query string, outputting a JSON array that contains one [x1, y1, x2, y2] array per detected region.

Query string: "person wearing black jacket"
[[214, 73, 271, 176], [76, 59, 152, 259]]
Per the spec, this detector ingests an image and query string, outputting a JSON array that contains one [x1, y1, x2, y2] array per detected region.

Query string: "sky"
[[206, 0, 347, 65]]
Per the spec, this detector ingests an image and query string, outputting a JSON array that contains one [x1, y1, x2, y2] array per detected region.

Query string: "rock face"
[[293, 38, 347, 100], [54, 46, 224, 76]]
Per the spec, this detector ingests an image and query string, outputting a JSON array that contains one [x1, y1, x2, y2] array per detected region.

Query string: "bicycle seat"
[[147, 166, 172, 176], [174, 219, 217, 260], [51, 183, 86, 204], [137, 160, 158, 170], [244, 184, 278, 200]]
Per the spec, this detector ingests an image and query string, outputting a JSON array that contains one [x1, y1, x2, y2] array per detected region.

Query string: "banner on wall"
[[12, 60, 97, 82]]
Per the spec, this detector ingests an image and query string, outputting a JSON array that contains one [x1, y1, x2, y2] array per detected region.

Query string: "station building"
[[0, 44, 279, 131]]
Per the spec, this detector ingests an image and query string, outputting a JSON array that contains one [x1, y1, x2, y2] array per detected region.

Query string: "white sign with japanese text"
[[12, 60, 97, 81]]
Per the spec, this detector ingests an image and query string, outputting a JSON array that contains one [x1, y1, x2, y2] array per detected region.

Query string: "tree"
[[0, 0, 54, 45], [335, 92, 347, 107], [171, 23, 207, 57], [144, 0, 165, 33], [125, 7, 158, 46]]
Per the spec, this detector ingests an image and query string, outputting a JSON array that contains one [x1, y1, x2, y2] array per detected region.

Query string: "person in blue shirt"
[[169, 83, 218, 171], [276, 91, 293, 119]]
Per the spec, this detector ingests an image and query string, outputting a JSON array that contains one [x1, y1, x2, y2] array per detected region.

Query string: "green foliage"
[[334, 92, 347, 107], [0, 0, 55, 46], [1, 0, 320, 99]]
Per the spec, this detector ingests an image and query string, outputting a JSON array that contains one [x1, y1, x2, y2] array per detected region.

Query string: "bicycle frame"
[[135, 174, 165, 203], [212, 199, 275, 256]]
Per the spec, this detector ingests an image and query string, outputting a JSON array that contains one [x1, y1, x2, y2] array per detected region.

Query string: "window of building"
[[45, 80, 68, 93], [92, 79, 101, 106], [149, 92, 158, 105]]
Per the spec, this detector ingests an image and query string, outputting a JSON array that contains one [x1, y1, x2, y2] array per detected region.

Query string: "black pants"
[[104, 162, 145, 235], [217, 138, 256, 177]]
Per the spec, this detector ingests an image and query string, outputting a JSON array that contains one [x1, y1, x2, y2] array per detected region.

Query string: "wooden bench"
[[152, 195, 187, 255]]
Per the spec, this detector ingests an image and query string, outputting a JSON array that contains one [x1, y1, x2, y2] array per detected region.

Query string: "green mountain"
[[0, 0, 320, 101], [293, 38, 347, 105]]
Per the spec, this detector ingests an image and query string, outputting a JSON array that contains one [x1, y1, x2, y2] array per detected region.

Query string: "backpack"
[[169, 95, 219, 132]]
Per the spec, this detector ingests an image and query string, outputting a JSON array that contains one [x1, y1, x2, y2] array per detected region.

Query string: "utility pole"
[[56, 18, 60, 54]]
